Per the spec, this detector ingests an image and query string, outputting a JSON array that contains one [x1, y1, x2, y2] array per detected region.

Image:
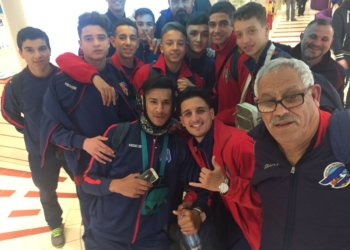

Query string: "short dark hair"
[[140, 76, 177, 109], [233, 2, 267, 26], [187, 12, 209, 27], [112, 18, 139, 37], [135, 8, 155, 24], [17, 27, 51, 51], [209, 2, 236, 21], [77, 11, 109, 39], [305, 18, 333, 30], [161, 22, 187, 40], [177, 87, 213, 114]]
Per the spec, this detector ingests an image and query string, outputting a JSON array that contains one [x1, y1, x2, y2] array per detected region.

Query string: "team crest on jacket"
[[159, 149, 171, 163], [119, 82, 129, 96], [319, 162, 350, 189]]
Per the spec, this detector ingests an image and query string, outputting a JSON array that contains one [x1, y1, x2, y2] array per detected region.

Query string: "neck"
[[118, 54, 134, 68], [278, 118, 319, 166], [84, 57, 106, 71], [140, 40, 148, 46], [165, 60, 182, 73], [187, 49, 204, 59], [109, 8, 125, 19], [252, 41, 269, 63], [302, 55, 322, 67], [28, 63, 52, 78]]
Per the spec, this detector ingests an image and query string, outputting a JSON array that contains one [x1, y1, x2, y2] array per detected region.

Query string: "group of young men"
[[2, 0, 350, 249]]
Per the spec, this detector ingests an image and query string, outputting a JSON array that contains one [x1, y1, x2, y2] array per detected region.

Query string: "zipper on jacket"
[[283, 166, 297, 250], [131, 136, 157, 244]]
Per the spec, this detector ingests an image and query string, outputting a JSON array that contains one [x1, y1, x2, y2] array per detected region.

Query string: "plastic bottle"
[[183, 233, 202, 250]]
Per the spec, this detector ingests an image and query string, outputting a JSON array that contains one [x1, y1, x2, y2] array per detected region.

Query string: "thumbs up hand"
[[189, 156, 225, 192]]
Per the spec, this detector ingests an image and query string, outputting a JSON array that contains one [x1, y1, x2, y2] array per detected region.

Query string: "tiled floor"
[[0, 2, 317, 250]]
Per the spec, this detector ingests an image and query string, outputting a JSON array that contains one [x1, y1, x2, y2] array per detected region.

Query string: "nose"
[[313, 39, 321, 46], [214, 24, 220, 33], [274, 102, 289, 117], [92, 37, 100, 47], [156, 103, 164, 112], [178, 1, 184, 8], [125, 36, 131, 45], [34, 49, 42, 59], [196, 34, 201, 42], [242, 33, 250, 43], [172, 42, 179, 50]]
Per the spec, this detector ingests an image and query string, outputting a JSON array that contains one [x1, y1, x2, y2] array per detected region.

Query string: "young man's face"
[[19, 38, 51, 71], [169, 0, 195, 17], [187, 24, 209, 55], [209, 12, 233, 48], [301, 23, 333, 63], [160, 30, 187, 64], [145, 88, 173, 126], [106, 0, 126, 12], [79, 25, 109, 62], [180, 97, 214, 143], [111, 25, 139, 60], [234, 17, 269, 60], [135, 14, 154, 43]]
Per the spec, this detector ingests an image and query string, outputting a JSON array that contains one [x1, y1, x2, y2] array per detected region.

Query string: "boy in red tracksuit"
[[178, 87, 262, 250], [208, 2, 241, 125], [133, 22, 203, 92]]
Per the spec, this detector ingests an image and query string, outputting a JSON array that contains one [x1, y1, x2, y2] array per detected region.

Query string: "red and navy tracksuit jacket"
[[40, 63, 137, 179], [248, 109, 350, 250], [82, 120, 210, 246], [56, 52, 144, 84], [1, 66, 60, 156]]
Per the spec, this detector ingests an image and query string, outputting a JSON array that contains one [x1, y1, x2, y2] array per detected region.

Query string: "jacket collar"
[[244, 40, 274, 74], [111, 53, 144, 76], [153, 54, 193, 78]]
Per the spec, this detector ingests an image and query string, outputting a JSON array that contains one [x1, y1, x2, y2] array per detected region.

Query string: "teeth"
[[192, 124, 201, 127]]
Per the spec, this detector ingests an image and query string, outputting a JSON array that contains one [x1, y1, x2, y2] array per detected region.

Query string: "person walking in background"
[[284, 0, 297, 21]]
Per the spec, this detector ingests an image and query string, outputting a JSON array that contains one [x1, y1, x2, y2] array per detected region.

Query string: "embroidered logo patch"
[[159, 149, 171, 163], [319, 162, 350, 189], [65, 82, 77, 90], [119, 82, 129, 96]]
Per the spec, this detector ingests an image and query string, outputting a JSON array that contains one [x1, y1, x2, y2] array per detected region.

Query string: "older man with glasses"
[[248, 58, 350, 250]]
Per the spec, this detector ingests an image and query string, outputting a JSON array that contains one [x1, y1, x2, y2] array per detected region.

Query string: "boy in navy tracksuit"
[[134, 8, 160, 64], [249, 57, 350, 249], [82, 76, 209, 250], [184, 12, 215, 91], [40, 12, 138, 236], [1, 27, 72, 248]]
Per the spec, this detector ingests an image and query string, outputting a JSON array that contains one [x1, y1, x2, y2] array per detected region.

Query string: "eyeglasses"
[[256, 87, 311, 113]]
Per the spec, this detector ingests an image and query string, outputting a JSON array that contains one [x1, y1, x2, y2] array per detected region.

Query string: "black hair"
[[161, 22, 187, 40], [135, 8, 155, 23], [233, 2, 267, 26], [187, 12, 209, 27], [77, 11, 110, 39], [17, 27, 51, 51], [141, 75, 177, 98], [177, 87, 213, 114], [209, 2, 236, 21], [305, 18, 332, 30], [111, 18, 139, 37]]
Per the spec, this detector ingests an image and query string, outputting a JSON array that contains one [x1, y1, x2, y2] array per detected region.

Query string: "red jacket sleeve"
[[215, 108, 237, 127], [182, 189, 197, 204], [194, 74, 203, 88], [56, 52, 98, 83], [223, 136, 261, 209], [132, 64, 151, 91]]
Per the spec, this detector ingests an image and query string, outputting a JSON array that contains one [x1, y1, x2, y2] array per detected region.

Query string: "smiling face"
[[180, 97, 214, 143], [19, 38, 51, 72], [234, 17, 269, 62], [160, 30, 187, 64], [79, 25, 109, 62], [301, 23, 333, 65], [111, 25, 139, 60], [209, 12, 233, 48], [255, 67, 321, 146], [145, 88, 173, 126]]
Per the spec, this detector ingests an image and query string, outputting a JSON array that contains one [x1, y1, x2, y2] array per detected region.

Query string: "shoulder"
[[273, 47, 291, 59]]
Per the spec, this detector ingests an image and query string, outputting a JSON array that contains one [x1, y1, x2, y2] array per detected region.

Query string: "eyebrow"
[[260, 86, 303, 99]]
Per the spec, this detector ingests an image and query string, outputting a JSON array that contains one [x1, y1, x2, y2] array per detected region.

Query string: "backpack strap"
[[329, 110, 350, 165], [149, 63, 160, 78], [10, 72, 23, 112], [111, 122, 130, 152]]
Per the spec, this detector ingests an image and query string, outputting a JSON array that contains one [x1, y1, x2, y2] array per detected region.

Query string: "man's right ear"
[[18, 49, 24, 59], [300, 33, 304, 41], [254, 97, 258, 103]]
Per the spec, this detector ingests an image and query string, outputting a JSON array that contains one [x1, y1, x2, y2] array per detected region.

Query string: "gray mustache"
[[270, 115, 300, 127]]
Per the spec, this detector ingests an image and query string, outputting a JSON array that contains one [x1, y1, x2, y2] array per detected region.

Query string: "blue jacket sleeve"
[[41, 75, 87, 154], [82, 128, 115, 196], [177, 138, 210, 215], [1, 81, 25, 133]]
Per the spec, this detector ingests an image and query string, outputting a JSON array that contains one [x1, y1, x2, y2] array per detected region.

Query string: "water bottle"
[[183, 233, 202, 250]]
